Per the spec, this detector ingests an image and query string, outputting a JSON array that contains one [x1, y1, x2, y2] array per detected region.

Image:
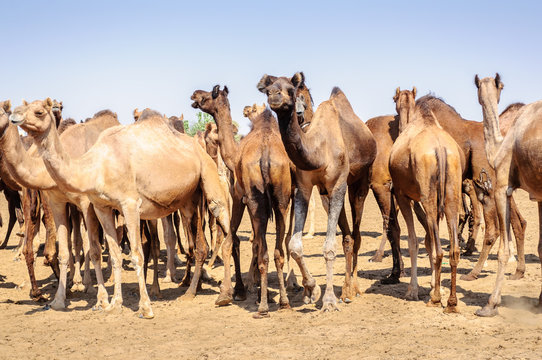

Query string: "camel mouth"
[[8, 113, 24, 126], [191, 101, 199, 109]]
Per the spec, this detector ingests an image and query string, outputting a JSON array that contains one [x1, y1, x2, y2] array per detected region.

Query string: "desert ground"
[[0, 189, 540, 359]]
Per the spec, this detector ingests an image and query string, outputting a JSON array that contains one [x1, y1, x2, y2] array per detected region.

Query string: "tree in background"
[[184, 111, 240, 140]]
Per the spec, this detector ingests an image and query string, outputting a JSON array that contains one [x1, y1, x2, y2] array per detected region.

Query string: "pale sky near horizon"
[[2, 1, 541, 134]]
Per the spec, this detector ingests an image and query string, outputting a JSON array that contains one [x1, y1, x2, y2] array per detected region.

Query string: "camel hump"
[[92, 109, 117, 119], [138, 109, 162, 121], [330, 87, 344, 98]]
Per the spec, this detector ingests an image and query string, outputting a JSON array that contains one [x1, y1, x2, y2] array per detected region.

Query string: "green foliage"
[[183, 112, 215, 136]]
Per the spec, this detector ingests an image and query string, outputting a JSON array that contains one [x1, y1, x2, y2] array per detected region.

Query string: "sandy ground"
[[0, 189, 540, 360]]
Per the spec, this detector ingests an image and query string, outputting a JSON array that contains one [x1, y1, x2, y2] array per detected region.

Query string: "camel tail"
[[435, 147, 447, 221], [260, 146, 274, 222]]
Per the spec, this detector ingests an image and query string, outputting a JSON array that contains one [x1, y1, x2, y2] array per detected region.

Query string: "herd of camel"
[[0, 72, 540, 319]]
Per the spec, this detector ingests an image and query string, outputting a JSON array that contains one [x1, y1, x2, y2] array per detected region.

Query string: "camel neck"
[[212, 107, 238, 173], [0, 124, 56, 190], [35, 122, 91, 193], [275, 107, 322, 171], [480, 97, 503, 167]]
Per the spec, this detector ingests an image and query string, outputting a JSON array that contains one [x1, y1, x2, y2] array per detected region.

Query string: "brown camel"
[[473, 73, 542, 316], [0, 104, 120, 308], [10, 102, 233, 318], [257, 72, 377, 310], [412, 95, 526, 282], [0, 179, 24, 250], [191, 88, 293, 317], [390, 88, 464, 312]]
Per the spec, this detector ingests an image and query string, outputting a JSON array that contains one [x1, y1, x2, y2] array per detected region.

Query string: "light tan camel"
[[191, 88, 294, 317], [257, 73, 377, 310], [474, 73, 542, 316], [389, 88, 464, 312], [0, 103, 119, 309], [10, 101, 233, 318]]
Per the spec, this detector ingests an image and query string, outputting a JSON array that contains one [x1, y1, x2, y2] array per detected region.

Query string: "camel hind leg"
[[395, 193, 419, 300], [444, 193, 461, 313], [508, 197, 526, 280]]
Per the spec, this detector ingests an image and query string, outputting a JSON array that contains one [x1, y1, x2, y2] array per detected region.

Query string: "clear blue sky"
[[2, 1, 541, 134]]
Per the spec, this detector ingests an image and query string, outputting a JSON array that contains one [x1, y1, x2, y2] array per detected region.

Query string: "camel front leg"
[[230, 186, 247, 300], [48, 200, 70, 310], [289, 183, 320, 305], [41, 192, 59, 280], [183, 204, 209, 300], [70, 209, 86, 292], [93, 206, 124, 314], [22, 189, 44, 301], [121, 201, 153, 319], [508, 197, 526, 280], [476, 185, 510, 317]]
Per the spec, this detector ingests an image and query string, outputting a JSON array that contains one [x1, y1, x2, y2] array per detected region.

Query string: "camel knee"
[[323, 242, 336, 261], [289, 241, 303, 261], [258, 253, 269, 274], [342, 235, 353, 253]]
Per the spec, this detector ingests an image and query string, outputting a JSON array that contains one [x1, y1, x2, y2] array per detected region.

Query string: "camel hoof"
[[49, 298, 66, 311], [310, 285, 322, 304], [233, 288, 247, 302], [104, 302, 123, 315], [405, 287, 419, 301], [215, 287, 233, 306], [369, 253, 384, 263], [508, 271, 524, 280], [460, 272, 478, 281], [426, 300, 442, 308], [138, 307, 154, 319], [475, 306, 498, 317], [92, 305, 103, 311], [252, 311, 270, 319], [380, 275, 400, 285], [444, 305, 459, 314], [180, 291, 195, 301], [71, 282, 86, 293], [279, 302, 291, 310], [321, 301, 340, 312], [149, 288, 162, 300], [343, 297, 352, 304]]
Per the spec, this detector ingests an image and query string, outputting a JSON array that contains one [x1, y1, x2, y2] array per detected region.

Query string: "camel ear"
[[291, 72, 305, 88], [257, 74, 274, 93], [212, 85, 220, 99], [22, 99, 28, 106], [474, 74, 481, 89], [495, 73, 503, 89], [3, 100, 11, 112], [393, 87, 400, 102], [44, 97, 53, 110], [180, 114, 184, 121], [412, 87, 417, 99], [243, 106, 251, 118], [223, 86, 229, 97]]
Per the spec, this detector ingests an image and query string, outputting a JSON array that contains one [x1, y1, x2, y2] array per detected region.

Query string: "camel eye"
[[200, 98, 206, 105], [35, 110, 45, 116]]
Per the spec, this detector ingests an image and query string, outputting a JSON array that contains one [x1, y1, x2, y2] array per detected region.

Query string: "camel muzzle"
[[9, 113, 24, 125]]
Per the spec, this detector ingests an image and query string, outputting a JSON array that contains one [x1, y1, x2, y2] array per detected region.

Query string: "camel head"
[[393, 87, 417, 132], [52, 99, 63, 128], [474, 73, 503, 110], [243, 103, 266, 121], [0, 100, 12, 137], [257, 72, 304, 113], [204, 122, 219, 155], [10, 98, 56, 137], [168, 114, 185, 133], [133, 108, 142, 122], [295, 94, 308, 123], [191, 85, 230, 116]]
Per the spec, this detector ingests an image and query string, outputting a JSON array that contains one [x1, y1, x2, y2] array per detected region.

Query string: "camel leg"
[[208, 218, 224, 268], [396, 193, 419, 300], [230, 186, 247, 301], [476, 186, 511, 317], [142, 219, 161, 299], [422, 200, 443, 307], [121, 201, 153, 318], [70, 209, 86, 292], [161, 215, 178, 283], [173, 210, 186, 255], [538, 202, 542, 308], [22, 189, 45, 301], [285, 192, 301, 291], [81, 204, 108, 310], [48, 200, 70, 310], [289, 184, 320, 305], [463, 188, 483, 255], [444, 198, 460, 313], [381, 193, 402, 284], [413, 202, 433, 275], [93, 207, 124, 314], [321, 183, 347, 312], [343, 177, 370, 301], [303, 194, 315, 239], [461, 193, 499, 281], [273, 202, 290, 309], [508, 197, 526, 280], [141, 221, 151, 283], [0, 187, 21, 249], [40, 192, 59, 280], [369, 183, 391, 263], [183, 201, 209, 299]]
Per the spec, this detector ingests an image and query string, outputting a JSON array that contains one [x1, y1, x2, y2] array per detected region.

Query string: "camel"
[[411, 95, 526, 282], [389, 88, 464, 312], [257, 72, 377, 310], [473, 73, 542, 316], [0, 179, 23, 250], [191, 88, 293, 317], [10, 101, 233, 318], [0, 103, 124, 307]]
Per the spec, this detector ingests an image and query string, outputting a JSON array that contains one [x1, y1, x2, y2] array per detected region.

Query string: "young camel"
[[474, 73, 542, 316], [389, 88, 464, 312], [10, 102, 233, 318], [0, 104, 119, 307], [257, 73, 377, 310], [191, 88, 293, 317]]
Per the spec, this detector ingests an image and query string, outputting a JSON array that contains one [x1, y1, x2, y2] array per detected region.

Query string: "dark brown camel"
[[0, 179, 24, 250], [257, 72, 377, 310], [191, 87, 293, 317], [390, 88, 464, 312]]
